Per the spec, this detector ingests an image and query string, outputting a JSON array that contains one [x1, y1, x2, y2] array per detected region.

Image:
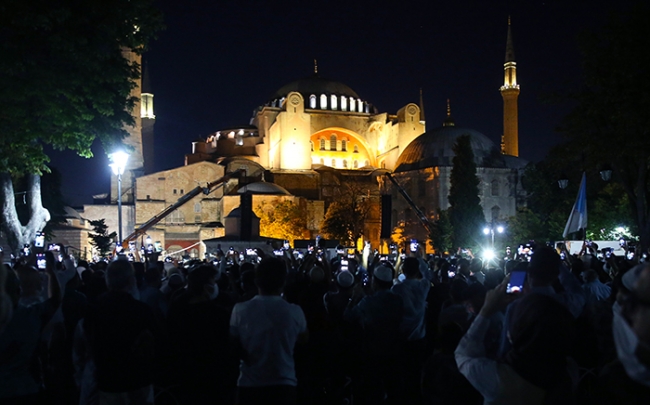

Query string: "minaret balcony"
[[500, 84, 520, 91]]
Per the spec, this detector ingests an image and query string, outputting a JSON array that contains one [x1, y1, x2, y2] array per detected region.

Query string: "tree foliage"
[[429, 209, 453, 253], [507, 162, 636, 245], [448, 135, 486, 249], [255, 199, 311, 244], [88, 219, 117, 257], [0, 0, 162, 252], [320, 181, 372, 245], [556, 4, 650, 250]]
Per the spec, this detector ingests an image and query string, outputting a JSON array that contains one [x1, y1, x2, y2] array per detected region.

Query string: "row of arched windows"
[[314, 157, 369, 169], [309, 94, 369, 113], [316, 135, 359, 152]]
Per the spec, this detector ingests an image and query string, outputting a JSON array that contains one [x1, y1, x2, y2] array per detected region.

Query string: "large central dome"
[[271, 74, 360, 101]]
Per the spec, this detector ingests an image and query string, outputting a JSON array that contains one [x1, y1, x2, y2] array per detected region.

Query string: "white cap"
[[374, 265, 394, 283], [337, 270, 355, 288]]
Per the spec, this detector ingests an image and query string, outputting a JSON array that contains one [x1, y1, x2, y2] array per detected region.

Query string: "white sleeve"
[[229, 304, 240, 338], [455, 315, 502, 402]]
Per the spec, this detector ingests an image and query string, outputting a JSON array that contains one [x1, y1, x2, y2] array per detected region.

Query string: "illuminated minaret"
[[500, 16, 520, 157]]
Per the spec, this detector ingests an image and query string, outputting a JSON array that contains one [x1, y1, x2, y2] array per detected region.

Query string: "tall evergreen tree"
[[448, 135, 485, 249], [88, 219, 117, 258]]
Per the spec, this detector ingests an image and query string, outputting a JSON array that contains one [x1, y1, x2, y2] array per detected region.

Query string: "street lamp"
[[109, 150, 129, 245], [483, 223, 505, 247]]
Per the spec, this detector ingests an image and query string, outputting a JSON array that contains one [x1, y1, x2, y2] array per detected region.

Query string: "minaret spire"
[[443, 98, 455, 127], [419, 88, 426, 122], [500, 16, 520, 157]]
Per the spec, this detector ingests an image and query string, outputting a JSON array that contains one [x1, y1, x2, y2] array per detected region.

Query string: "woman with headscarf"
[[455, 276, 577, 404]]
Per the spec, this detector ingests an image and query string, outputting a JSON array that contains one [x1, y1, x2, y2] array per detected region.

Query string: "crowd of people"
[[0, 240, 649, 405]]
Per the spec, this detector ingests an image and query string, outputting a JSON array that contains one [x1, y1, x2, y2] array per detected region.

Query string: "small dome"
[[237, 182, 292, 195], [395, 126, 497, 172], [271, 74, 360, 102]]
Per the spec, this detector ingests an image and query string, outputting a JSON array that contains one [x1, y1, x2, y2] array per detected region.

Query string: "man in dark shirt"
[[82, 259, 157, 404], [345, 265, 404, 404]]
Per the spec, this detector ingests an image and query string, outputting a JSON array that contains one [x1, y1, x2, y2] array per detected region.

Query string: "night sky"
[[49, 0, 637, 206]]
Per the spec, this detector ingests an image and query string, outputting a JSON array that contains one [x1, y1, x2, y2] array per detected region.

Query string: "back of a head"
[[105, 260, 135, 292], [309, 266, 325, 283], [510, 293, 575, 344], [583, 269, 598, 283], [449, 278, 469, 303], [144, 267, 161, 285], [528, 246, 561, 285], [457, 258, 471, 276], [255, 257, 287, 294], [469, 258, 483, 274], [402, 257, 420, 278], [187, 265, 217, 295]]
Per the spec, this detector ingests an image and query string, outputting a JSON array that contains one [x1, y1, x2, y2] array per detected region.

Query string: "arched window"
[[491, 180, 499, 196], [341, 96, 347, 111], [310, 141, 314, 151], [353, 160, 358, 168], [341, 139, 347, 151], [353, 145, 359, 153], [309, 94, 317, 109], [357, 99, 363, 112], [320, 94, 327, 109], [350, 97, 356, 112], [279, 97, 285, 107], [236, 136, 243, 146], [364, 103, 369, 113], [343, 159, 348, 168], [331, 159, 336, 167], [194, 203, 201, 213], [168, 210, 185, 225], [330, 134, 337, 151], [319, 158, 324, 165], [491, 206, 501, 222], [320, 138, 326, 150], [364, 160, 370, 167], [331, 94, 337, 110]]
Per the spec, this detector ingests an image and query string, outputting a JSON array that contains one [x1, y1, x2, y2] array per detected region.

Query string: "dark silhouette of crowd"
[[1, 241, 650, 405]]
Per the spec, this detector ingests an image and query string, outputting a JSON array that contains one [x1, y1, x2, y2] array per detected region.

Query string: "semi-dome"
[[237, 182, 292, 195], [394, 126, 498, 173], [271, 74, 360, 101]]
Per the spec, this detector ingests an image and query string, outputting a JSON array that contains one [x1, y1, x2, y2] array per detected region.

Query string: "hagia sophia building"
[[62, 21, 526, 258]]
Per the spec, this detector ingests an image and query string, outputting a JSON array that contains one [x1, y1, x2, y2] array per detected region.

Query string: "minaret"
[[500, 16, 520, 157], [419, 88, 426, 129], [443, 99, 455, 127], [141, 61, 155, 175], [111, 50, 145, 204]]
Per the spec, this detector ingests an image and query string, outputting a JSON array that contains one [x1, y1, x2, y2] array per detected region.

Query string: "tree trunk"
[[0, 173, 50, 255]]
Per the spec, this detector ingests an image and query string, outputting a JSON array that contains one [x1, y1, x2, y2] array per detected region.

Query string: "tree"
[[556, 4, 650, 250], [320, 181, 372, 245], [88, 219, 117, 257], [447, 135, 486, 250], [255, 199, 311, 244], [0, 0, 162, 253], [429, 209, 453, 253]]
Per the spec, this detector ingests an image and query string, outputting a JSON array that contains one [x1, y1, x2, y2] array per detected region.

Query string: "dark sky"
[[50, 0, 636, 206]]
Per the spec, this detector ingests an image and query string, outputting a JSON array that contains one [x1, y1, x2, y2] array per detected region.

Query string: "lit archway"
[[310, 128, 375, 169]]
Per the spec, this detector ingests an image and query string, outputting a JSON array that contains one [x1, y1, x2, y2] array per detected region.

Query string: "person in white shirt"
[[230, 257, 308, 405]]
